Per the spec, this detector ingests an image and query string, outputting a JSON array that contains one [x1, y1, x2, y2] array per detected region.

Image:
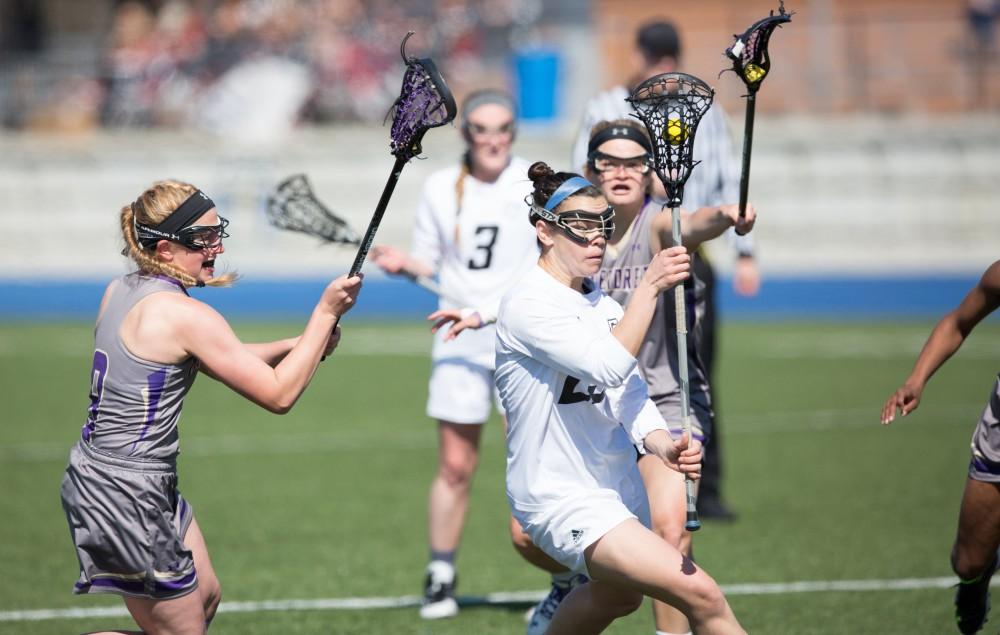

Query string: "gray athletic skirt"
[[60, 440, 197, 599], [652, 395, 714, 444], [970, 374, 1000, 483]]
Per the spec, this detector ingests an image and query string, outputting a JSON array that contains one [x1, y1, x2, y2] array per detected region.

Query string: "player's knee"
[[602, 588, 643, 617], [438, 455, 477, 488], [202, 577, 222, 623], [650, 514, 687, 548], [682, 576, 727, 622], [951, 546, 990, 581]]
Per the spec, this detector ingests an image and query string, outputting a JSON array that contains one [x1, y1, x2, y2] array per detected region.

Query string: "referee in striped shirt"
[[571, 19, 761, 522]]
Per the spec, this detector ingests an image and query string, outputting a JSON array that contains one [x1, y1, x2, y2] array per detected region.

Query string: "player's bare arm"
[[882, 260, 1000, 424], [651, 203, 756, 252], [613, 246, 690, 356], [168, 274, 359, 413]]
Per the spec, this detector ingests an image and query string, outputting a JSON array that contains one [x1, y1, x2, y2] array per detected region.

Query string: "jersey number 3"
[[558, 376, 606, 405], [467, 225, 499, 270]]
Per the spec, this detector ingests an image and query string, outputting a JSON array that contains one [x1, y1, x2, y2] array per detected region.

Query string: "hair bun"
[[527, 161, 554, 183]]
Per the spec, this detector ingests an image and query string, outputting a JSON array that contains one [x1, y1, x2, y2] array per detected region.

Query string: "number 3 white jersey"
[[411, 156, 538, 369], [495, 265, 668, 513]]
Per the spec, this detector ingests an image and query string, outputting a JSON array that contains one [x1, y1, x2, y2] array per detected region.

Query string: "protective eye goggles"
[[587, 151, 651, 175], [528, 196, 616, 245], [179, 217, 230, 249], [137, 216, 230, 251], [466, 120, 515, 139]]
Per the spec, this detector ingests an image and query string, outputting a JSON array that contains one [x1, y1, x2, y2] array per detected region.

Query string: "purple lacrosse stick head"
[[724, 1, 792, 93], [387, 32, 457, 162]]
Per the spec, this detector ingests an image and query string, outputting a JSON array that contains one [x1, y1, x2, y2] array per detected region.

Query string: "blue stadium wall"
[[0, 275, 985, 322]]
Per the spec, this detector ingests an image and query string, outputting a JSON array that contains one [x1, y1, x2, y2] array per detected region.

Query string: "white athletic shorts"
[[513, 469, 651, 576], [426, 360, 503, 424]]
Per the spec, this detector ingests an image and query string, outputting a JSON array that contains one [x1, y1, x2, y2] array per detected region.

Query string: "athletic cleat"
[[420, 561, 458, 620], [526, 574, 589, 635], [955, 554, 998, 634]]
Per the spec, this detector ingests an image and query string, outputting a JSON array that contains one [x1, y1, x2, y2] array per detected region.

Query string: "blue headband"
[[543, 176, 593, 211]]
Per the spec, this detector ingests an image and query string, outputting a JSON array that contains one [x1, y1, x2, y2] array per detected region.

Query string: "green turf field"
[[2, 320, 998, 635]]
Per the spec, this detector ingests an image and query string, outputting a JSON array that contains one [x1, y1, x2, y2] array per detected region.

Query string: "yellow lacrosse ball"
[[665, 117, 688, 146], [743, 63, 767, 83]]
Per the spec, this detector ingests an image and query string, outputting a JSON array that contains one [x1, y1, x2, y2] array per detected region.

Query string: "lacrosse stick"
[[265, 173, 457, 303], [628, 72, 715, 532], [348, 31, 456, 281], [724, 1, 792, 227], [316, 32, 455, 356]]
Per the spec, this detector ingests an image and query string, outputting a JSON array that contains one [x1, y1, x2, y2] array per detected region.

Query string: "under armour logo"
[[612, 127, 627, 136], [570, 529, 584, 544], [197, 191, 209, 200]]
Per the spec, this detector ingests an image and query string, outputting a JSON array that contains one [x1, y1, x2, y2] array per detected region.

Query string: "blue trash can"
[[514, 47, 560, 121]]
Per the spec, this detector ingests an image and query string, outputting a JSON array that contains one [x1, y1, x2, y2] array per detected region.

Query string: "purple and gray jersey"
[[82, 273, 198, 461], [969, 374, 1000, 482], [594, 199, 713, 440], [62, 273, 200, 600]]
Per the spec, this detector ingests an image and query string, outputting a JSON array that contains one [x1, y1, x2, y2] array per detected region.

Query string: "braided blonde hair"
[[120, 180, 237, 287], [453, 154, 471, 244]]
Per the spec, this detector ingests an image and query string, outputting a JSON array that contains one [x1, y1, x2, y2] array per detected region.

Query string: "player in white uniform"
[[496, 161, 745, 635], [370, 90, 538, 619], [517, 119, 756, 635]]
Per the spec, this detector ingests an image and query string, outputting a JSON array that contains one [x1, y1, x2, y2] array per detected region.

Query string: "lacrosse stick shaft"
[[671, 205, 701, 532], [350, 157, 407, 277], [737, 92, 757, 222], [322, 157, 406, 360]]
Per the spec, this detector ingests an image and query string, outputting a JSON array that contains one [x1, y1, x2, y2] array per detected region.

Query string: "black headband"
[[155, 190, 215, 235], [135, 189, 216, 249], [587, 125, 653, 156]]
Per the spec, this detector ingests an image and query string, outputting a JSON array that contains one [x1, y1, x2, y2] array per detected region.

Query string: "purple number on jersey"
[[82, 350, 109, 441]]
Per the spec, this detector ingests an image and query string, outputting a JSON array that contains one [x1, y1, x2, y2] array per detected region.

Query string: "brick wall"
[[593, 0, 1000, 113]]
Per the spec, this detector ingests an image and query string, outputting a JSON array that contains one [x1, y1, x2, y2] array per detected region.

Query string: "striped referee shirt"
[[571, 85, 754, 256]]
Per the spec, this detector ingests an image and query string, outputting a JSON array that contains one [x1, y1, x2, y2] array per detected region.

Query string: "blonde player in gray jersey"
[[496, 161, 745, 635], [515, 119, 755, 635], [370, 89, 538, 619], [882, 259, 1000, 635], [59, 180, 361, 635]]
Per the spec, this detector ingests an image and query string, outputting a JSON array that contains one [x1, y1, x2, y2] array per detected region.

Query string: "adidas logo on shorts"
[[570, 529, 585, 544]]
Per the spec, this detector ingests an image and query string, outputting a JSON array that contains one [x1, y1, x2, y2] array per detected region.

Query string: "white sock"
[[427, 560, 455, 583]]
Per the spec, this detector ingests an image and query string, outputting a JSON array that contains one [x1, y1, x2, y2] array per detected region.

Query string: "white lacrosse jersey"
[[496, 265, 668, 513], [411, 156, 538, 368]]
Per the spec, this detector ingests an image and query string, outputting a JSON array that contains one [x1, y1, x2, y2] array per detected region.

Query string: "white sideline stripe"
[[0, 577, 975, 622]]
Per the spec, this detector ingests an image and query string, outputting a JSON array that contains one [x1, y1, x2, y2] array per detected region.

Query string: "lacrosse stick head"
[[626, 72, 714, 207], [265, 174, 361, 246], [724, 1, 792, 94], [387, 32, 458, 162]]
